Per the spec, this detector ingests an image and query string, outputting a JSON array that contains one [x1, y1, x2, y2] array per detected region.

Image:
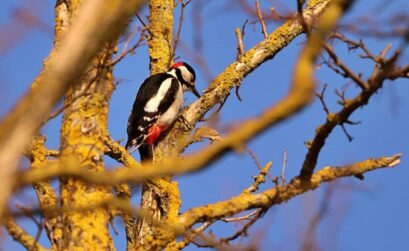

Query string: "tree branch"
[[3, 217, 49, 251], [25, 136, 60, 249], [176, 153, 401, 234], [301, 42, 409, 177]]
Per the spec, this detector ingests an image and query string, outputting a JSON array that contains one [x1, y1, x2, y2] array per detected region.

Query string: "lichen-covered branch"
[[104, 133, 142, 169], [160, 153, 402, 250], [3, 217, 48, 251], [25, 136, 61, 249], [59, 55, 115, 249]]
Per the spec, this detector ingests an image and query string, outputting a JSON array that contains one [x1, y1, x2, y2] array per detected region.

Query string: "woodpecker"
[[125, 62, 200, 161]]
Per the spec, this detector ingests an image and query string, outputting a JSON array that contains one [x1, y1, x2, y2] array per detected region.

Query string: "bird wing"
[[126, 74, 180, 150]]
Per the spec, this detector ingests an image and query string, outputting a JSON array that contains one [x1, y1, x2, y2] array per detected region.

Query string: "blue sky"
[[1, 0, 408, 250]]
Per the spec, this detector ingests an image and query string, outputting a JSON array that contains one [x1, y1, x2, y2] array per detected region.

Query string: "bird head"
[[169, 62, 200, 98]]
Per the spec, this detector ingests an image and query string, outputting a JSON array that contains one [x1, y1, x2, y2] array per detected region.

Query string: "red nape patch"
[[146, 124, 163, 145], [171, 62, 184, 69]]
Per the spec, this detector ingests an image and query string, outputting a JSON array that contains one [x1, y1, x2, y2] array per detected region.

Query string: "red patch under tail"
[[146, 124, 163, 145]]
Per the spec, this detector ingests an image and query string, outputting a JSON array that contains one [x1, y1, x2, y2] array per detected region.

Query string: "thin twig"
[[170, 0, 192, 63], [243, 145, 275, 182], [193, 209, 265, 247], [280, 149, 287, 185], [110, 27, 147, 66], [135, 12, 147, 27], [334, 82, 351, 106], [340, 123, 353, 141], [315, 83, 330, 114], [241, 19, 249, 37], [221, 210, 263, 243], [214, 95, 229, 115], [301, 37, 407, 176], [235, 28, 245, 60], [31, 222, 45, 251], [323, 43, 367, 89], [255, 0, 268, 39], [223, 209, 260, 222], [234, 19, 249, 101], [175, 221, 215, 250]]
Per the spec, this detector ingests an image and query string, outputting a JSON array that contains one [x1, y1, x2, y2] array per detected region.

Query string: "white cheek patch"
[[180, 66, 193, 84], [145, 78, 173, 112]]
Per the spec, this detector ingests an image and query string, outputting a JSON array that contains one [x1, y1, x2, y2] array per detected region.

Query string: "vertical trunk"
[[57, 1, 115, 249], [147, 0, 175, 74], [59, 48, 115, 249], [134, 0, 181, 249]]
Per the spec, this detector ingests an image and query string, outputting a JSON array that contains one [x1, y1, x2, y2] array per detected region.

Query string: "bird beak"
[[191, 86, 201, 98]]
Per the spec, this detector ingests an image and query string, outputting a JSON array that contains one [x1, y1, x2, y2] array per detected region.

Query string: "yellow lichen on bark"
[[148, 0, 174, 74], [26, 136, 62, 249], [59, 70, 114, 250], [57, 1, 116, 245]]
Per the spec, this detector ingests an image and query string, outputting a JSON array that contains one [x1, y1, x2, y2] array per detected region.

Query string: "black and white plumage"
[[125, 62, 200, 161]]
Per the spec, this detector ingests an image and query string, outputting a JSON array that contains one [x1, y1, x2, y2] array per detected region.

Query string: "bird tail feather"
[[139, 144, 153, 163]]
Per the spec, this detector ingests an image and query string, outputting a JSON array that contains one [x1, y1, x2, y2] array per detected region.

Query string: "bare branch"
[[323, 43, 367, 89], [235, 28, 245, 60], [255, 0, 268, 39], [170, 0, 192, 62], [301, 41, 407, 177], [223, 209, 260, 223], [110, 26, 147, 66], [315, 83, 330, 115], [135, 12, 148, 27], [280, 149, 288, 185]]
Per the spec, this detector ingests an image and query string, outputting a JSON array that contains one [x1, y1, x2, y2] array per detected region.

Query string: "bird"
[[125, 62, 200, 161]]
